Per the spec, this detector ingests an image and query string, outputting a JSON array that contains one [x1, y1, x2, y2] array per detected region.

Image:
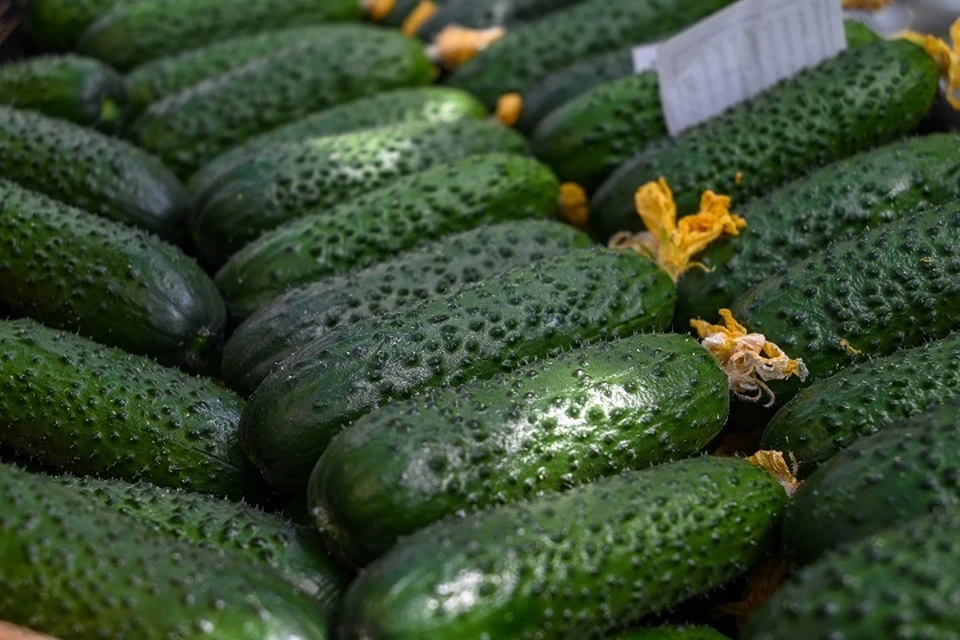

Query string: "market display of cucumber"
[[1, 0, 959, 637]]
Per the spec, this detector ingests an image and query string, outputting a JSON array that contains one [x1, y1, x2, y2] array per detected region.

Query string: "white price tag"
[[630, 43, 659, 74], [656, 0, 848, 136]]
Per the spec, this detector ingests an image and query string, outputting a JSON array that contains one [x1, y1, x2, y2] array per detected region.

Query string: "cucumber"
[[191, 118, 527, 266], [741, 510, 960, 640], [77, 0, 363, 71], [25, 0, 125, 51], [0, 55, 127, 133], [56, 475, 348, 610], [0, 319, 262, 501], [213, 153, 560, 319], [0, 463, 329, 640], [311, 332, 728, 563], [0, 181, 224, 370], [612, 628, 729, 640], [782, 402, 960, 567], [370, 0, 452, 26], [339, 456, 787, 639], [761, 334, 960, 475], [589, 38, 939, 240], [415, 0, 588, 41], [447, 0, 737, 108], [223, 220, 592, 395], [242, 246, 674, 490], [677, 133, 960, 324], [128, 26, 435, 178], [0, 106, 188, 240]]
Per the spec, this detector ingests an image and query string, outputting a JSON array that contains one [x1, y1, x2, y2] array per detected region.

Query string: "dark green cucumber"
[[0, 105, 188, 240], [730, 203, 960, 409], [589, 38, 939, 240], [0, 319, 262, 501], [25, 0, 125, 51], [311, 332, 728, 563], [214, 153, 560, 318], [243, 246, 674, 490], [447, 0, 736, 108], [741, 510, 960, 639], [0, 463, 329, 639], [677, 133, 960, 324], [128, 26, 435, 178], [340, 456, 787, 639], [415, 0, 588, 40], [223, 220, 592, 395], [77, 0, 363, 71], [57, 475, 348, 610], [191, 118, 526, 266], [612, 628, 729, 640], [0, 54, 127, 132], [782, 402, 960, 567], [0, 181, 224, 370], [761, 334, 960, 475]]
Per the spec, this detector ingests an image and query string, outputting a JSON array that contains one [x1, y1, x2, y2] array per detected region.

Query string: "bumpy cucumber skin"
[[761, 334, 960, 475], [222, 220, 592, 395], [192, 119, 529, 266], [242, 247, 675, 490], [0, 463, 329, 640], [731, 204, 960, 408], [77, 0, 362, 71], [25, 0, 122, 51], [0, 106, 188, 240], [214, 153, 559, 318], [340, 456, 786, 640], [0, 319, 262, 501], [0, 181, 225, 370], [611, 628, 729, 640], [189, 87, 488, 198], [782, 402, 960, 567], [589, 38, 938, 240], [678, 133, 960, 324], [448, 0, 736, 107], [57, 476, 348, 611], [0, 55, 127, 133], [742, 510, 960, 639], [128, 26, 435, 177], [416, 0, 588, 40], [311, 333, 728, 563]]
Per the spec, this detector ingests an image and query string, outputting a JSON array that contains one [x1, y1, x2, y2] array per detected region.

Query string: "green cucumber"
[[677, 133, 960, 325], [447, 0, 737, 108], [340, 456, 787, 639], [242, 245, 674, 490], [223, 219, 592, 395], [415, 0, 588, 40], [56, 475, 348, 610], [191, 119, 527, 266], [0, 181, 224, 370], [761, 334, 960, 475], [741, 510, 960, 639], [77, 0, 363, 71], [611, 628, 729, 640], [0, 105, 188, 240], [0, 54, 127, 132], [311, 332, 728, 563], [128, 26, 435, 178], [0, 463, 329, 639], [0, 318, 262, 501], [589, 38, 939, 240], [782, 401, 960, 567], [25, 0, 126, 51]]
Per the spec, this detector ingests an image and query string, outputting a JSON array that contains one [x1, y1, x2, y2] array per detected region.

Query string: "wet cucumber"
[[677, 134, 960, 324], [447, 0, 736, 107], [339, 456, 787, 639], [0, 181, 224, 370], [77, 0, 363, 71], [214, 154, 559, 320], [415, 0, 588, 40], [190, 119, 527, 266], [310, 332, 729, 563], [242, 246, 675, 490], [0, 55, 127, 133], [0, 319, 262, 501], [128, 26, 435, 177], [0, 463, 329, 639], [222, 220, 592, 395], [0, 106, 188, 240], [25, 0, 125, 51]]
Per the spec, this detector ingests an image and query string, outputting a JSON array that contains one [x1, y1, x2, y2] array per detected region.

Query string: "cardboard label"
[[631, 43, 659, 74]]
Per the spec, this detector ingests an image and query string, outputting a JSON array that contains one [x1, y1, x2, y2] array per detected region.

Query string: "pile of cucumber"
[[0, 0, 958, 637]]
